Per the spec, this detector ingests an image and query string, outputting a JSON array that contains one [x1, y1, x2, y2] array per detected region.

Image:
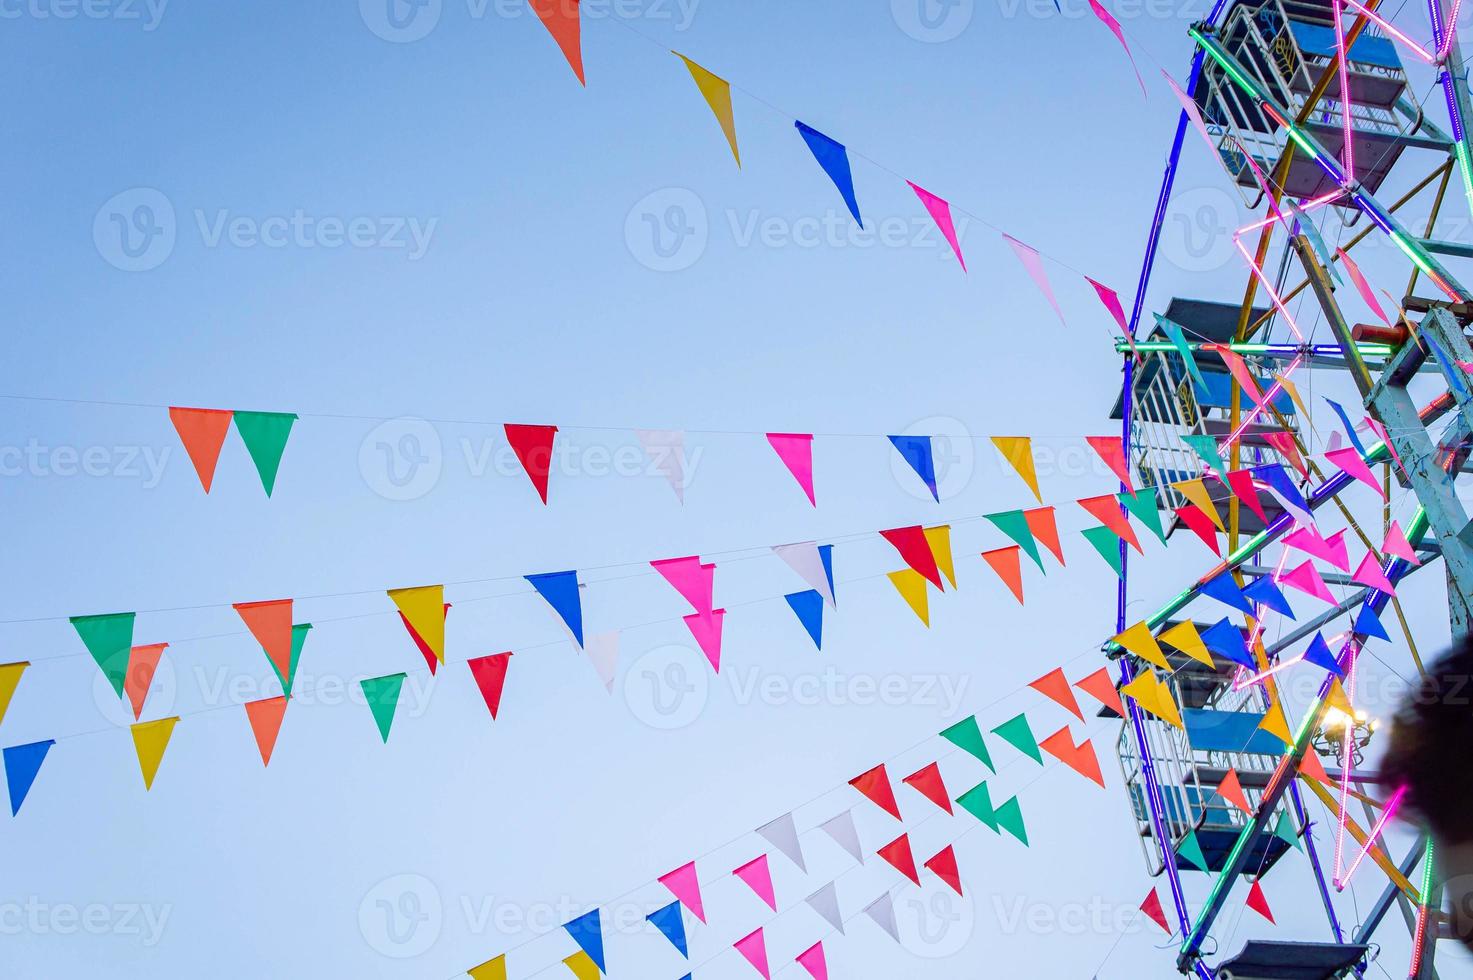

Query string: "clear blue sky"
[[2, 0, 1470, 977]]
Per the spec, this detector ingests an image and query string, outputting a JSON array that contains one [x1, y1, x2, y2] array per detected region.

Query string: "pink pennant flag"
[[1212, 346, 1268, 407], [735, 927, 771, 979], [1283, 525, 1348, 570], [1264, 432, 1309, 479], [1088, 0, 1147, 97], [766, 433, 816, 505], [1351, 552, 1397, 596], [1087, 277, 1143, 363], [1322, 529, 1350, 571], [1337, 248, 1392, 327], [1325, 447, 1384, 497], [1162, 69, 1219, 158], [733, 854, 777, 911], [683, 609, 726, 673], [1280, 560, 1336, 604], [651, 556, 715, 615], [658, 862, 706, 923], [1383, 520, 1420, 566], [1361, 416, 1407, 475], [907, 181, 966, 271], [796, 941, 829, 980], [1003, 233, 1066, 326]]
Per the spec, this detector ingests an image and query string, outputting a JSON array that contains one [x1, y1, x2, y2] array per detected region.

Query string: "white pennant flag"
[[635, 429, 689, 504], [585, 631, 619, 693], [806, 881, 845, 935], [819, 809, 863, 864], [772, 541, 834, 608], [863, 891, 900, 942], [757, 811, 807, 872]]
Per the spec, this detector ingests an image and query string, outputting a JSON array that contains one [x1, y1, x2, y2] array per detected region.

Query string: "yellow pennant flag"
[[467, 955, 507, 980], [563, 951, 599, 980], [1274, 371, 1311, 424], [1171, 477, 1225, 531], [1113, 622, 1170, 671], [1325, 678, 1355, 717], [0, 661, 30, 728], [1122, 673, 1184, 730], [388, 585, 445, 663], [1258, 699, 1293, 747], [131, 716, 179, 791], [992, 437, 1042, 502], [924, 525, 957, 590], [887, 569, 930, 627], [1158, 620, 1215, 668], [675, 53, 740, 167]]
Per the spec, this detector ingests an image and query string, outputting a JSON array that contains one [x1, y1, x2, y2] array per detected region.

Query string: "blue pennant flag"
[[1354, 604, 1390, 642], [1202, 571, 1255, 615], [526, 571, 583, 648], [1324, 398, 1367, 456], [647, 901, 688, 958], [818, 544, 836, 605], [1302, 633, 1345, 676], [888, 435, 938, 501], [795, 121, 862, 227], [785, 590, 824, 650], [1253, 463, 1312, 524], [5, 740, 54, 816], [563, 909, 605, 973], [1243, 576, 1295, 620], [1202, 618, 1255, 669]]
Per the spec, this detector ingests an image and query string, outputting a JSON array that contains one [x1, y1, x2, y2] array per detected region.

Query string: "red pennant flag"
[[1023, 506, 1066, 565], [400, 603, 451, 675], [1299, 749, 1332, 785], [924, 844, 963, 896], [233, 599, 294, 687], [124, 643, 167, 721], [1029, 668, 1084, 720], [1246, 879, 1275, 924], [1074, 667, 1125, 716], [879, 526, 943, 589], [1225, 469, 1269, 524], [901, 762, 953, 815], [1086, 435, 1133, 490], [877, 833, 920, 885], [1264, 431, 1309, 479], [1175, 505, 1222, 555], [504, 423, 558, 503], [529, 0, 585, 84], [1216, 768, 1253, 815], [169, 407, 234, 493], [850, 763, 902, 820], [1078, 494, 1142, 554], [467, 652, 513, 720], [1140, 888, 1171, 934], [244, 696, 288, 766], [980, 546, 1025, 604], [1039, 726, 1105, 787]]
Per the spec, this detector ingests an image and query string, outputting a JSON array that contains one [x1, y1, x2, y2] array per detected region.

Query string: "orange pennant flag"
[[1086, 435, 1133, 490], [1029, 668, 1084, 720], [233, 599, 294, 688], [1074, 667, 1124, 716], [530, 0, 585, 84], [1299, 748, 1333, 784], [124, 643, 168, 721], [992, 437, 1042, 502], [168, 407, 234, 493], [980, 546, 1024, 604], [1023, 506, 1065, 565], [1216, 768, 1253, 814], [244, 696, 288, 766], [1038, 727, 1105, 787], [1078, 494, 1142, 554]]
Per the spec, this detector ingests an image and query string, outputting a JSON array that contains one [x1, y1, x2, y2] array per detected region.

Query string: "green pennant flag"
[[994, 795, 1029, 846], [940, 716, 995, 773], [991, 713, 1042, 764], [1119, 488, 1168, 545], [1273, 810, 1302, 851], [70, 612, 135, 697], [1177, 830, 1210, 871], [1081, 526, 1124, 578], [956, 781, 998, 831], [985, 510, 1043, 571], [233, 411, 297, 496], [360, 672, 407, 743], [1155, 314, 1207, 392], [1180, 434, 1230, 484], [271, 623, 312, 697]]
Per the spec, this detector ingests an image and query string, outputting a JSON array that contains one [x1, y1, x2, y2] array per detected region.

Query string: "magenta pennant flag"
[[1283, 525, 1348, 570], [658, 862, 707, 923], [1086, 277, 1141, 362], [1088, 0, 1147, 96], [735, 927, 771, 979], [683, 609, 726, 673], [733, 854, 777, 911], [907, 181, 966, 271], [1361, 416, 1407, 475], [766, 433, 816, 505], [1383, 520, 1420, 565], [651, 556, 715, 615], [1003, 233, 1066, 326], [1325, 447, 1384, 497], [1280, 560, 1336, 604], [1351, 552, 1397, 596], [1213, 346, 1268, 407], [1162, 69, 1218, 158], [1337, 247, 1392, 327], [1226, 469, 1268, 524], [796, 941, 829, 980]]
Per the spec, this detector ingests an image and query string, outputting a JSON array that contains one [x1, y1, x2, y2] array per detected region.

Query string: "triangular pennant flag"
[[1174, 505, 1222, 554], [234, 598, 295, 687], [907, 181, 965, 271], [1178, 830, 1210, 871], [658, 862, 706, 924], [877, 833, 920, 885], [863, 891, 900, 942], [529, 0, 584, 83], [1171, 478, 1225, 531], [994, 795, 1029, 845], [526, 571, 584, 648], [0, 662, 29, 729], [1141, 888, 1171, 934], [1325, 677, 1356, 718], [1086, 278, 1139, 360], [819, 809, 864, 864], [806, 881, 844, 934], [924, 525, 957, 589], [1159, 620, 1215, 668], [818, 544, 836, 604], [400, 603, 447, 676], [1024, 506, 1065, 564], [795, 121, 862, 226], [733, 854, 777, 911], [1213, 345, 1269, 408], [1226, 469, 1269, 524], [887, 435, 938, 501], [675, 54, 738, 165], [168, 407, 233, 492], [1074, 667, 1125, 716], [1351, 552, 1397, 596], [765, 433, 816, 505], [1155, 313, 1208, 391], [887, 569, 930, 626], [1112, 621, 1170, 671], [467, 955, 506, 980], [850, 763, 903, 820], [757, 811, 807, 872], [634, 429, 688, 503], [244, 696, 288, 766], [467, 652, 513, 720], [561, 951, 598, 980], [1216, 768, 1253, 814], [123, 643, 167, 721], [232, 410, 296, 496], [1079, 494, 1142, 554], [1258, 700, 1293, 748], [991, 713, 1042, 764], [504, 423, 558, 503], [360, 673, 407, 743], [1280, 561, 1336, 604], [986, 510, 1043, 570], [1086, 435, 1133, 489], [1246, 880, 1276, 924], [957, 780, 999, 831], [281, 623, 311, 695], [1383, 521, 1420, 565], [1202, 618, 1255, 669], [1030, 668, 1084, 720], [1119, 488, 1167, 546], [1181, 434, 1230, 483], [1081, 525, 1125, 577], [1255, 464, 1313, 525], [1301, 633, 1345, 676], [1324, 397, 1369, 456], [1004, 233, 1065, 326], [1354, 604, 1390, 642], [647, 902, 687, 958], [1275, 371, 1313, 424], [902, 762, 953, 815], [1283, 525, 1348, 569], [940, 716, 995, 771], [4, 740, 53, 815], [980, 546, 1025, 604], [734, 927, 770, 979], [992, 437, 1041, 501], [796, 941, 828, 980], [773, 541, 834, 606], [682, 609, 726, 672], [563, 909, 606, 974], [1273, 810, 1303, 851], [131, 716, 179, 791], [1300, 748, 1333, 784], [1201, 571, 1255, 615], [650, 556, 715, 615], [585, 631, 619, 692], [70, 612, 134, 698], [1326, 447, 1384, 497], [1336, 247, 1391, 327], [1243, 576, 1295, 620], [1121, 672, 1183, 729], [388, 586, 446, 664], [925, 845, 964, 896], [1039, 726, 1105, 787]]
